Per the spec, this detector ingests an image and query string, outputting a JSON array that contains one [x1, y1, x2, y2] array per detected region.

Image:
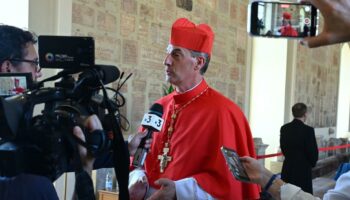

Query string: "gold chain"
[[157, 86, 209, 173], [166, 86, 209, 143]]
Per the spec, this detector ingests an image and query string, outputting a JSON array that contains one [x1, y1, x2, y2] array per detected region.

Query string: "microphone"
[[132, 103, 164, 168], [76, 65, 120, 87]]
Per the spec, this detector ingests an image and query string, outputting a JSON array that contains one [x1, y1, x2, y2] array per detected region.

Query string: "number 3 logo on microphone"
[[141, 113, 164, 131]]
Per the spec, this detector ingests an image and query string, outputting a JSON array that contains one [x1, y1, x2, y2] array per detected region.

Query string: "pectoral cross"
[[158, 143, 172, 173]]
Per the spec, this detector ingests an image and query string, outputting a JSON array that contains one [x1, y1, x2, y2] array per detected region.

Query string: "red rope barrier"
[[257, 143, 350, 159], [257, 153, 282, 159], [318, 144, 350, 152]]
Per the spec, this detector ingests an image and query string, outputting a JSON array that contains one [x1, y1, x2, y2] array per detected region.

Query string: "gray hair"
[[190, 50, 210, 75]]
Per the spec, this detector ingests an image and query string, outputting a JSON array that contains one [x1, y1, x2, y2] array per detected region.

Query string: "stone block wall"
[[269, 0, 341, 129], [72, 0, 253, 194], [293, 28, 341, 128], [71, 0, 342, 133], [71, 0, 251, 135], [70, 2, 343, 192]]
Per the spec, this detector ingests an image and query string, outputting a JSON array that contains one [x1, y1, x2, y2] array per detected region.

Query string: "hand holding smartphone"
[[248, 0, 318, 38], [221, 146, 250, 182]]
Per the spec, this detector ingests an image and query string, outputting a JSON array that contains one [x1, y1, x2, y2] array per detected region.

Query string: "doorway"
[[249, 38, 288, 159], [336, 44, 350, 138]]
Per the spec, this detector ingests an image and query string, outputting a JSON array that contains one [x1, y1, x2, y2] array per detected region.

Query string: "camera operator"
[[0, 24, 56, 200], [0, 25, 42, 81], [0, 115, 122, 200], [0, 114, 104, 200], [0, 24, 150, 199]]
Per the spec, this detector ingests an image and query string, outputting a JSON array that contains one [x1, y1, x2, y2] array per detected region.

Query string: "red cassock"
[[144, 80, 260, 199], [280, 25, 298, 37], [13, 87, 25, 94]]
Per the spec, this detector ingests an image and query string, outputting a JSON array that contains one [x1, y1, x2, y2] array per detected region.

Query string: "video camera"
[[0, 36, 130, 190]]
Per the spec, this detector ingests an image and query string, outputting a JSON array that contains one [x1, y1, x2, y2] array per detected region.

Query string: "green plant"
[[162, 84, 174, 96]]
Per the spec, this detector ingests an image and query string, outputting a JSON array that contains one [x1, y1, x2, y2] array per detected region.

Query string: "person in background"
[[0, 115, 102, 200], [303, 24, 310, 37], [12, 78, 25, 94], [280, 103, 318, 194], [128, 17, 259, 200], [279, 12, 298, 37]]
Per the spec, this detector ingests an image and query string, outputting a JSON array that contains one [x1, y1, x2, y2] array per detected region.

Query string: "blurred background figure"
[[280, 12, 298, 37]]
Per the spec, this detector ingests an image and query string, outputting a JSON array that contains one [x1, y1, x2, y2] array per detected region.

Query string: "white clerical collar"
[[176, 79, 203, 94]]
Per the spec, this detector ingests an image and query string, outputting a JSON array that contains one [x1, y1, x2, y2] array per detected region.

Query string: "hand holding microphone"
[[131, 103, 164, 168]]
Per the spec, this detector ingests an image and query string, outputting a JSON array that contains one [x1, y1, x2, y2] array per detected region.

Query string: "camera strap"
[[67, 129, 96, 200], [75, 170, 95, 200], [104, 113, 130, 200]]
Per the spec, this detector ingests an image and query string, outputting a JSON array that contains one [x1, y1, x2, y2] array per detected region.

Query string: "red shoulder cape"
[[144, 80, 260, 199]]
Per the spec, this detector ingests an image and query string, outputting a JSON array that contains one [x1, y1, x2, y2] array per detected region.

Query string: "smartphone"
[[248, 1, 318, 38], [0, 73, 33, 97], [221, 146, 250, 182]]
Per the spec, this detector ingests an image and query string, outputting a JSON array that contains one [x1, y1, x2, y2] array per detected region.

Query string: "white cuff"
[[128, 169, 146, 188], [175, 177, 215, 200], [281, 183, 319, 200]]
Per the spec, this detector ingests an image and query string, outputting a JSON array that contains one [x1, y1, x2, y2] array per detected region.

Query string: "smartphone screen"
[[221, 146, 250, 182], [248, 1, 318, 38], [0, 73, 32, 97]]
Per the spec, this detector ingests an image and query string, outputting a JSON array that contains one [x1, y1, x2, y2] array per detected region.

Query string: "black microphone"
[[76, 65, 120, 87], [132, 103, 164, 168]]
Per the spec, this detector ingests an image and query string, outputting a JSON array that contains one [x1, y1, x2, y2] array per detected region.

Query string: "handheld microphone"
[[132, 103, 164, 168]]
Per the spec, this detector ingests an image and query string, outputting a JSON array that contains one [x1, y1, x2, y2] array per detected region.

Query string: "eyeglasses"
[[8, 58, 41, 72]]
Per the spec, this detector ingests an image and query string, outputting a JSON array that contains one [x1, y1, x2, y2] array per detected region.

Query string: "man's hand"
[[240, 156, 274, 187], [147, 178, 176, 200], [128, 130, 153, 156], [300, 0, 350, 47], [73, 115, 103, 174], [129, 176, 148, 200]]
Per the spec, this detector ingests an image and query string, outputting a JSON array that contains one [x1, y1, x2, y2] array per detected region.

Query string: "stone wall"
[[277, 0, 341, 129], [72, 0, 253, 194], [71, 0, 250, 134], [71, 0, 342, 132], [71, 1, 343, 135], [69, 0, 344, 195], [293, 24, 341, 128]]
